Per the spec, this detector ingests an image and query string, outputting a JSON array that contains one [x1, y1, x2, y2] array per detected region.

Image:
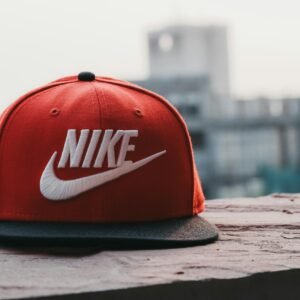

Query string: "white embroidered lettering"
[[58, 129, 89, 168], [82, 130, 102, 168], [40, 128, 167, 200], [117, 130, 138, 167]]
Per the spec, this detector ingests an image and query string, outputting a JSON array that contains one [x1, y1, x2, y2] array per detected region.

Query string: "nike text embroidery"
[[40, 129, 167, 201]]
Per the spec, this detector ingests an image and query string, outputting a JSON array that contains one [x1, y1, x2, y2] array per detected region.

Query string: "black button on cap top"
[[78, 72, 95, 81]]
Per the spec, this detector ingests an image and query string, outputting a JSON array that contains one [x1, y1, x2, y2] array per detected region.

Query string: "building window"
[[158, 34, 174, 52], [177, 104, 200, 117], [191, 132, 206, 148]]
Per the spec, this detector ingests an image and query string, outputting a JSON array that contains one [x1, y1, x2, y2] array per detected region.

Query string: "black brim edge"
[[0, 215, 218, 249]]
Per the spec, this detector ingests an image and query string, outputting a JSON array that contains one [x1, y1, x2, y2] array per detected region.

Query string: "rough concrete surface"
[[0, 194, 299, 299]]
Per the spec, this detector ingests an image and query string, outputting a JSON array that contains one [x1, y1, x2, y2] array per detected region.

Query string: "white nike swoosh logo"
[[40, 150, 166, 201]]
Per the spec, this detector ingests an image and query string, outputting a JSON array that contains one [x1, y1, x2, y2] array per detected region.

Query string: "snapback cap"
[[0, 72, 218, 247]]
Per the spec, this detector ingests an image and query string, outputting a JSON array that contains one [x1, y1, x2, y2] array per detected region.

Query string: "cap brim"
[[0, 216, 218, 248]]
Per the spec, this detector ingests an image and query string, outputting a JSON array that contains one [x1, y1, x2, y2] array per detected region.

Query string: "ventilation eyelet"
[[50, 108, 60, 116], [134, 108, 143, 118]]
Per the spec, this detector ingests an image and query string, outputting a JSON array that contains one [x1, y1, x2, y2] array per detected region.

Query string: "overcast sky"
[[0, 0, 300, 112]]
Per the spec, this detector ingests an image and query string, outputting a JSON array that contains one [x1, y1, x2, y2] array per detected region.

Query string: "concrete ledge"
[[1, 194, 300, 299]]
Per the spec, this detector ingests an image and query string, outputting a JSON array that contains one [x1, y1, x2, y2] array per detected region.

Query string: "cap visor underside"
[[0, 215, 218, 248]]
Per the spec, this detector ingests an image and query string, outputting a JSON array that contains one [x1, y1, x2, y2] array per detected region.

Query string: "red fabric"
[[0, 76, 204, 223]]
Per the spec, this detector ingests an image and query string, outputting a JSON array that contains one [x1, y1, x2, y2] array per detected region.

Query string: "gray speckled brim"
[[0, 216, 218, 248]]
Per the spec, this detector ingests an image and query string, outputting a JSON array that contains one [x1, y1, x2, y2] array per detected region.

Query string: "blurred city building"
[[148, 25, 230, 100], [133, 24, 300, 198]]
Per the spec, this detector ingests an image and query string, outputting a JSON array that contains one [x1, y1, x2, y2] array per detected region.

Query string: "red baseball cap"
[[0, 72, 218, 247]]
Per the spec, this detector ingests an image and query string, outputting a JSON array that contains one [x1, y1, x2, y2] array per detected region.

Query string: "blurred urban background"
[[1, 0, 300, 198], [134, 24, 300, 198]]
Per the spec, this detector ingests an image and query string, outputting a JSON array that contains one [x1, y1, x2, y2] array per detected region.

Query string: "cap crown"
[[0, 76, 204, 222]]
